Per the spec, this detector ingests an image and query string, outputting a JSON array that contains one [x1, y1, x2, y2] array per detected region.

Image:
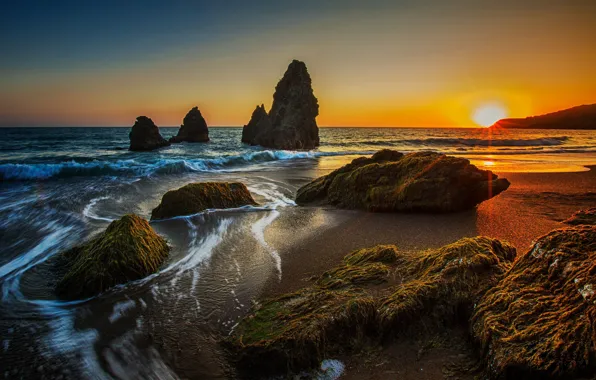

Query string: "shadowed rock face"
[[129, 116, 170, 151], [296, 150, 510, 212], [241, 60, 319, 149], [151, 182, 257, 220], [241, 104, 270, 144], [56, 214, 169, 300], [170, 106, 209, 143], [472, 225, 596, 379]]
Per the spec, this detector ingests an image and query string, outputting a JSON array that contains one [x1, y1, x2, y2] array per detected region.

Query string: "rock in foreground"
[[226, 237, 515, 376], [151, 182, 257, 220], [296, 150, 510, 212], [170, 106, 209, 143], [241, 60, 319, 149], [56, 214, 169, 300], [564, 207, 596, 226], [472, 225, 596, 379], [129, 116, 170, 151]]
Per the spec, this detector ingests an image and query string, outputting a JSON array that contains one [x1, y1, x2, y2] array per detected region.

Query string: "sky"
[[1, 0, 595, 127]]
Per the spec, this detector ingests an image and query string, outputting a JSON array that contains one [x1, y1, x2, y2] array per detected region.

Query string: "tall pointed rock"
[[170, 106, 209, 143], [241, 60, 319, 149]]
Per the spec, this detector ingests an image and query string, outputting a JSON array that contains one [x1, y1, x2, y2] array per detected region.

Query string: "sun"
[[472, 103, 508, 127]]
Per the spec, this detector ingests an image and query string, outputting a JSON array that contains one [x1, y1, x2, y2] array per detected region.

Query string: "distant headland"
[[492, 104, 596, 130]]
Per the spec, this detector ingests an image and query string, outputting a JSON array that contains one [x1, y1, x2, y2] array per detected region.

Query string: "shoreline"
[[246, 166, 595, 379]]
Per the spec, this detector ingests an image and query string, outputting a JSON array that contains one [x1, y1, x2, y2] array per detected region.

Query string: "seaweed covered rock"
[[129, 116, 170, 151], [151, 182, 257, 220], [241, 104, 270, 144], [241, 60, 319, 149], [378, 237, 516, 330], [472, 225, 596, 379], [564, 207, 596, 226], [56, 214, 169, 300], [170, 106, 209, 143], [226, 245, 395, 376], [296, 150, 510, 212], [226, 238, 515, 376], [228, 287, 376, 376]]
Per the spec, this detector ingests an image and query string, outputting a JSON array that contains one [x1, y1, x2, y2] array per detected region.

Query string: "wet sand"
[[255, 166, 595, 379]]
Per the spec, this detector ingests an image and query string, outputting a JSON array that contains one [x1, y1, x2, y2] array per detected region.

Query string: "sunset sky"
[[1, 0, 595, 127]]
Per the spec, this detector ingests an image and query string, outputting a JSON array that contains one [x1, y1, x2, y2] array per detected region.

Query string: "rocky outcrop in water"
[[295, 150, 510, 212], [56, 214, 169, 300], [472, 225, 596, 379], [170, 106, 209, 143], [151, 182, 258, 220], [129, 116, 170, 151], [241, 60, 319, 149]]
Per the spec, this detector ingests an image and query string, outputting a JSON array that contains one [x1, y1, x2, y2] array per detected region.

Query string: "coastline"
[[250, 165, 595, 379]]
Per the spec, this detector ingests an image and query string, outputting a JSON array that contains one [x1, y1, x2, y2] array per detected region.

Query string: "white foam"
[[108, 299, 137, 323], [82, 196, 114, 222]]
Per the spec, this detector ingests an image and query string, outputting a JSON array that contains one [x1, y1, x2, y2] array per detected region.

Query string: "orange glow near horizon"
[[1, 4, 595, 127]]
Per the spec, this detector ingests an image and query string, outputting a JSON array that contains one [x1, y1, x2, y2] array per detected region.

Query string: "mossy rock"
[[56, 214, 169, 300], [378, 237, 516, 330], [316, 245, 400, 289], [151, 182, 257, 220], [564, 207, 596, 226], [472, 225, 596, 379], [296, 150, 510, 212], [226, 287, 376, 376], [226, 238, 515, 376]]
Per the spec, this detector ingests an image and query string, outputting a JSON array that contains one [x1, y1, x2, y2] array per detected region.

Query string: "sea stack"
[[241, 60, 319, 150], [129, 116, 170, 151], [170, 106, 210, 143]]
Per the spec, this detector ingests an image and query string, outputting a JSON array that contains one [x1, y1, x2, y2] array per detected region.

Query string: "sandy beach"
[[252, 166, 596, 379]]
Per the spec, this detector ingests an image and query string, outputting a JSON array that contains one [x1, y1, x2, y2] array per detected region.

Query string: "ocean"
[[0, 126, 595, 379]]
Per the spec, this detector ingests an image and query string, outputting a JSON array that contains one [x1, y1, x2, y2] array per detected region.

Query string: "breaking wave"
[[327, 136, 570, 147], [0, 150, 373, 181]]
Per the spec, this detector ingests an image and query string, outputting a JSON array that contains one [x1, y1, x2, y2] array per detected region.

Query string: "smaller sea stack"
[[129, 116, 170, 151], [170, 106, 210, 143]]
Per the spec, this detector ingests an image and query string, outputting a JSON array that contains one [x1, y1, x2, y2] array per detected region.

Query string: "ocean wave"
[[0, 150, 373, 181], [325, 136, 570, 147]]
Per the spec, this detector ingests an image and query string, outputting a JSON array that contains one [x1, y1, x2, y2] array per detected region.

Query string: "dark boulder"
[[129, 116, 170, 151], [241, 60, 319, 149], [151, 182, 258, 220], [56, 214, 169, 300], [241, 104, 270, 144], [472, 225, 596, 379], [296, 150, 510, 212], [170, 106, 209, 143]]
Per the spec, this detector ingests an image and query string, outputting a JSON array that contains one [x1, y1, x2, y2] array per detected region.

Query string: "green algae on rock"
[[151, 182, 257, 220], [56, 214, 169, 300], [295, 150, 510, 212], [378, 237, 516, 331], [472, 225, 596, 379], [226, 238, 515, 376], [564, 207, 596, 226]]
